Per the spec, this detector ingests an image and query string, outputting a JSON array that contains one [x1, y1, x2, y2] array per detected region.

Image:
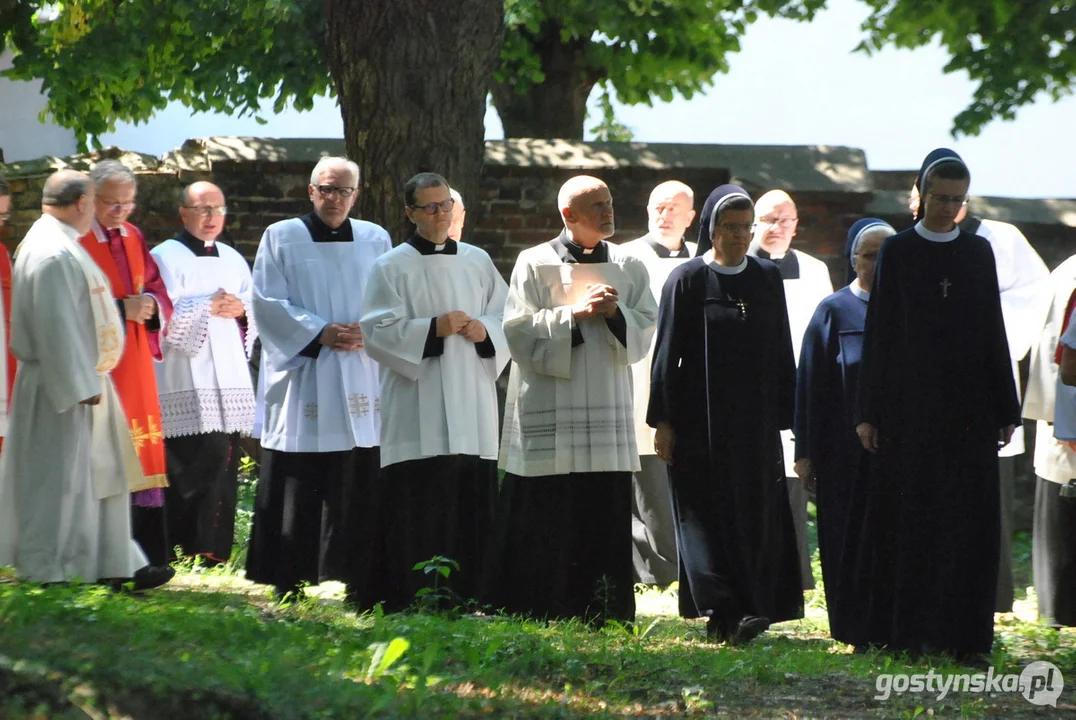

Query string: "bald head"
[[752, 189, 799, 256], [558, 175, 614, 247], [448, 187, 466, 241], [180, 181, 227, 243], [42, 170, 95, 234], [647, 180, 696, 247]]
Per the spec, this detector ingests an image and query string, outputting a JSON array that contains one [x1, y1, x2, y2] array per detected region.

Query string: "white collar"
[[849, 280, 870, 302], [91, 218, 128, 243], [914, 220, 959, 243], [38, 213, 82, 242], [706, 252, 748, 275]]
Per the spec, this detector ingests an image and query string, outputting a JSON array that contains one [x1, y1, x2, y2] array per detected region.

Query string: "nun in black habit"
[[793, 218, 893, 643], [853, 149, 1019, 659], [649, 184, 803, 644]]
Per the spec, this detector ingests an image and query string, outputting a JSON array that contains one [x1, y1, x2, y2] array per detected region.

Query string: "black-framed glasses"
[[928, 194, 968, 206], [315, 185, 356, 198], [183, 205, 228, 218], [720, 221, 754, 234], [410, 199, 455, 215], [758, 216, 798, 228]]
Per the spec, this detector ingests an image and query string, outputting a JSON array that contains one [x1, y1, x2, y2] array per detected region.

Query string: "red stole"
[[79, 222, 169, 491], [0, 248, 12, 453]]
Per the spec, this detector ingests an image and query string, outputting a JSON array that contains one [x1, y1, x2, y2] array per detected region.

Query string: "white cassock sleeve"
[[476, 262, 511, 381], [34, 255, 102, 413], [252, 227, 327, 369], [361, 261, 440, 382], [503, 256, 576, 380], [987, 220, 1050, 361], [607, 259, 658, 366]]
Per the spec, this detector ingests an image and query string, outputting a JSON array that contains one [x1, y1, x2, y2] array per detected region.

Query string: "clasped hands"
[[572, 283, 619, 320], [436, 311, 487, 343], [210, 288, 246, 319], [854, 422, 1017, 453], [122, 294, 157, 323]]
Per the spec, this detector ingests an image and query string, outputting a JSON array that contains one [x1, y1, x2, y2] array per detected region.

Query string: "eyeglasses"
[[410, 199, 455, 216], [97, 200, 137, 213], [719, 222, 754, 234], [758, 217, 798, 228], [314, 185, 356, 198], [928, 194, 968, 206], [183, 205, 228, 218], [0, 212, 10, 222]]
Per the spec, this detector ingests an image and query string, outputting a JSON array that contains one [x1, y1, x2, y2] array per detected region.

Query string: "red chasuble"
[[79, 221, 172, 491], [0, 248, 12, 452]]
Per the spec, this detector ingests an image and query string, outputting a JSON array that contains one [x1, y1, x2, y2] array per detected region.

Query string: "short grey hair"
[[310, 156, 360, 186], [89, 159, 136, 189], [449, 187, 463, 209], [42, 170, 92, 207]]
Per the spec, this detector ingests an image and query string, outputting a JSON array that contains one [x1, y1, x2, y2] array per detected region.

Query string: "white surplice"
[[1024, 255, 1076, 485], [151, 239, 257, 437], [620, 235, 696, 455], [976, 219, 1051, 457], [776, 249, 833, 477], [360, 240, 509, 467], [253, 218, 391, 452], [499, 241, 658, 477], [0, 214, 147, 582]]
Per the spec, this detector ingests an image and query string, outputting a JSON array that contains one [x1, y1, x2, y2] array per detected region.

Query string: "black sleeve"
[[299, 328, 325, 359], [115, 298, 126, 321], [604, 307, 627, 348], [474, 334, 496, 358], [423, 318, 445, 358], [571, 320, 584, 348], [145, 300, 161, 332]]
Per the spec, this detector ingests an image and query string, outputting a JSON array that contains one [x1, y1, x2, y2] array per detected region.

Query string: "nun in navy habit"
[[793, 218, 893, 643], [853, 149, 1019, 659], [649, 185, 803, 644]]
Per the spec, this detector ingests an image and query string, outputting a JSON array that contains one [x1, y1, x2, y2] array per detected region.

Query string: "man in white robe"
[[247, 157, 391, 601], [152, 181, 257, 565], [620, 180, 697, 586], [0, 174, 11, 443], [0, 170, 167, 588], [1022, 254, 1076, 627], [447, 188, 466, 241], [360, 172, 509, 611], [489, 175, 657, 624], [910, 184, 1050, 610], [747, 189, 833, 591]]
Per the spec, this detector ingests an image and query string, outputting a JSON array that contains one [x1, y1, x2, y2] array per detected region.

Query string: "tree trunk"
[[491, 22, 601, 139], [325, 0, 503, 243]]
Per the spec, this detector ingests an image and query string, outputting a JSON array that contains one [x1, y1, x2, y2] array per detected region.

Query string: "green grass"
[[0, 469, 1072, 718]]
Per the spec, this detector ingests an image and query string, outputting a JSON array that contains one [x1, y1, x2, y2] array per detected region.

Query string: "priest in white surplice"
[[152, 182, 257, 566], [247, 157, 391, 601], [0, 171, 168, 589], [909, 183, 1050, 611], [742, 189, 833, 591], [489, 176, 657, 624], [360, 173, 509, 611], [620, 180, 696, 587]]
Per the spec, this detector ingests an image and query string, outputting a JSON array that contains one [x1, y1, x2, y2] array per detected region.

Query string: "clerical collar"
[[407, 232, 458, 256], [706, 253, 748, 275], [915, 220, 959, 243], [175, 229, 220, 257], [301, 212, 353, 243], [754, 247, 801, 279], [643, 234, 690, 259], [849, 281, 870, 302], [552, 231, 608, 264], [91, 218, 128, 244]]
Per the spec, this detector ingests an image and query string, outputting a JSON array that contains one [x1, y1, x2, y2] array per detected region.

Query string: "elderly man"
[[150, 182, 256, 565], [79, 160, 173, 571], [620, 180, 697, 586], [0, 175, 13, 446], [247, 156, 391, 602], [488, 175, 657, 624], [361, 172, 508, 611], [447, 188, 466, 241], [741, 189, 833, 591], [0, 170, 169, 589], [908, 183, 1049, 612]]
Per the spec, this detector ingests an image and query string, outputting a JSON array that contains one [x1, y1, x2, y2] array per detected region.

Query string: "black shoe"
[[729, 615, 770, 646], [132, 564, 175, 591], [273, 584, 306, 604], [705, 615, 733, 642]]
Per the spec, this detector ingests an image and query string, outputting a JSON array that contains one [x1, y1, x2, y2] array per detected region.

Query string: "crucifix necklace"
[[939, 277, 952, 298]]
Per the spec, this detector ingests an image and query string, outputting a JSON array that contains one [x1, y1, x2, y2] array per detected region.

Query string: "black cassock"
[[854, 227, 1019, 656], [794, 286, 868, 643], [648, 257, 803, 632]]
